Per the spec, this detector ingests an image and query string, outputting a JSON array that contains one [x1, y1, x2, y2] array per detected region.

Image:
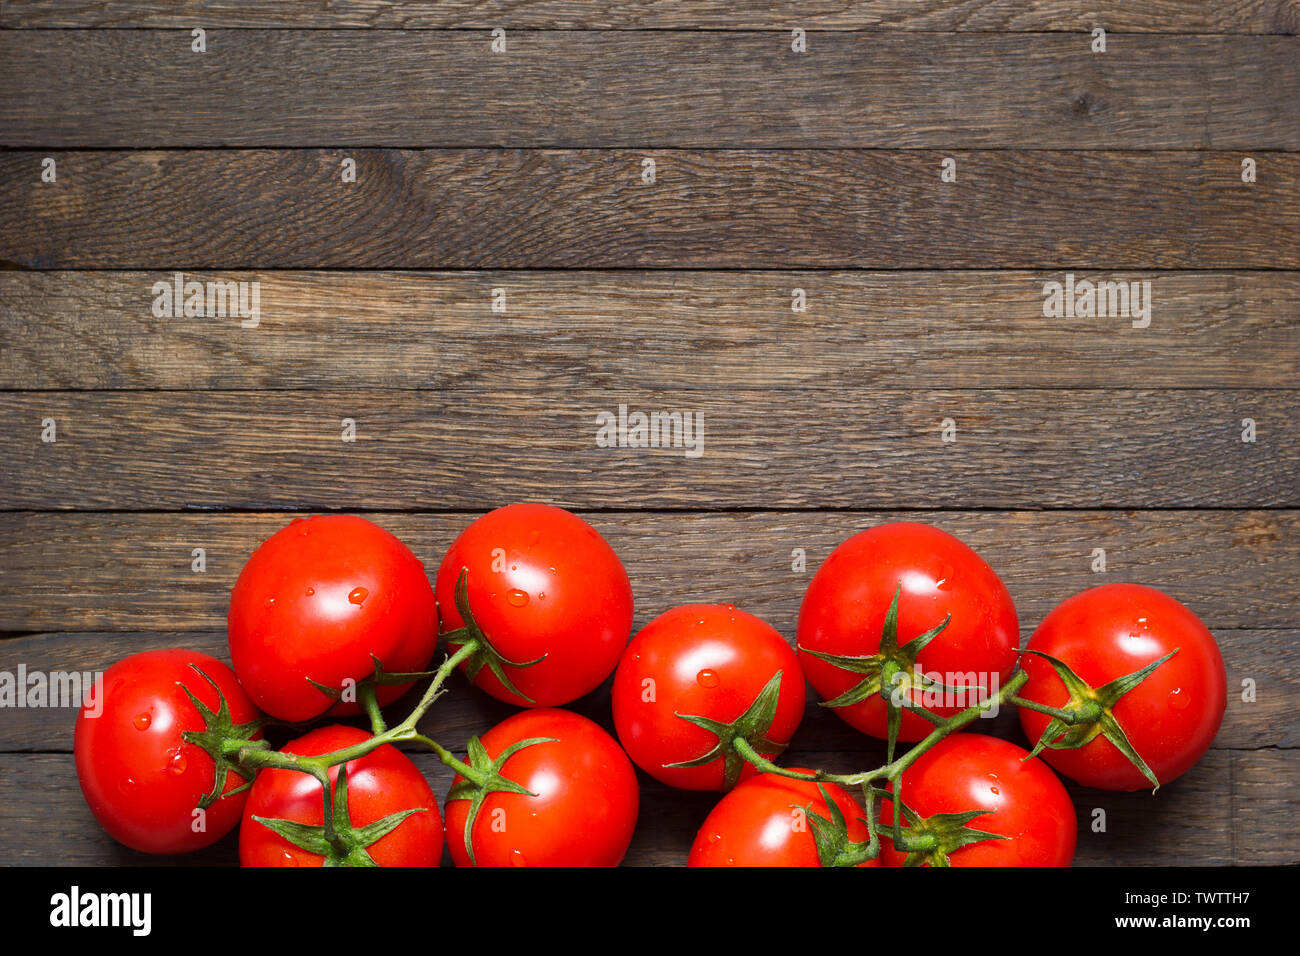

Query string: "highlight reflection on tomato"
[[227, 515, 438, 722], [879, 734, 1076, 867], [612, 603, 805, 791], [689, 771, 880, 867], [239, 725, 443, 867], [797, 522, 1019, 742], [74, 649, 262, 855], [435, 504, 633, 707], [444, 709, 639, 867], [1018, 584, 1226, 791]]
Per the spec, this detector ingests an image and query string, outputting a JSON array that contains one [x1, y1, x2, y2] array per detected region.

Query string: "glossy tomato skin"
[[797, 522, 1019, 741], [689, 770, 880, 867], [74, 649, 262, 854], [879, 734, 1076, 867], [239, 725, 443, 867], [228, 515, 438, 722], [444, 709, 639, 867], [611, 604, 805, 790], [1018, 584, 1226, 791], [435, 504, 633, 707]]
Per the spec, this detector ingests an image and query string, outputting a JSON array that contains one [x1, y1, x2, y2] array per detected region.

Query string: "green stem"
[[730, 738, 823, 781], [1009, 695, 1077, 722], [236, 641, 480, 777], [409, 733, 480, 783], [359, 684, 386, 736], [732, 669, 1030, 791]]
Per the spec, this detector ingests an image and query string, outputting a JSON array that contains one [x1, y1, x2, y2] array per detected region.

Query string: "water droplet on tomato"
[[133, 713, 151, 731], [989, 786, 999, 795], [282, 851, 298, 866], [1168, 687, 1190, 711], [510, 849, 528, 867], [697, 669, 720, 688], [168, 750, 187, 775], [538, 592, 546, 600], [306, 587, 315, 596], [348, 587, 368, 605], [506, 589, 529, 607]]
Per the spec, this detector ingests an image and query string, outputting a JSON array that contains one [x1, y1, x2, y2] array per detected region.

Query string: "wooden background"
[[0, 1, 1296, 866]]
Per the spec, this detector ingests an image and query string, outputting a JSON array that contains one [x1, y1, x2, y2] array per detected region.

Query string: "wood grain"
[[0, 511, 1293, 633], [2, 749, 1291, 866], [2, 390, 1294, 510], [0, 627, 1292, 752], [3, 32, 1297, 148], [2, 1, 1296, 33], [4, 271, 1297, 391], [3, 150, 1296, 270]]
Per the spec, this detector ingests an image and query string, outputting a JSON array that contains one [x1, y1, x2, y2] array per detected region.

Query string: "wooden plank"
[[1230, 749, 1300, 864], [3, 150, 1296, 270], [1, 390, 1294, 510], [1, 749, 1288, 865], [0, 511, 1293, 633], [0, 627, 1290, 752], [2, 1, 1296, 33], [3, 32, 1297, 149], [4, 271, 1298, 391]]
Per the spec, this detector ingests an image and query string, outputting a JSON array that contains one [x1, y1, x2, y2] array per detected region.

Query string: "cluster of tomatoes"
[[73, 504, 1227, 866]]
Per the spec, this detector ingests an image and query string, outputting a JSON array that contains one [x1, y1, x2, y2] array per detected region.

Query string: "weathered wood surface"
[[3, 32, 1297, 148], [1, 749, 1293, 866], [0, 512, 1294, 633], [1, 390, 1294, 510], [3, 271, 1297, 391], [4, 150, 1297, 270], [0, 627, 1293, 753], [0, 3, 1295, 871], [3, 1, 1296, 33]]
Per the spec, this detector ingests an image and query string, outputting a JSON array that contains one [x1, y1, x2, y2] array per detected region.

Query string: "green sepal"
[[798, 586, 954, 711], [253, 764, 428, 867], [802, 783, 877, 867], [1019, 647, 1177, 792], [665, 670, 789, 790], [439, 566, 546, 704], [178, 664, 268, 811], [882, 793, 1007, 868], [445, 734, 557, 867], [798, 585, 957, 762]]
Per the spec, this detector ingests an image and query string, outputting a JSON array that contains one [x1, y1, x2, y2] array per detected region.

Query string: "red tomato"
[[444, 709, 639, 867], [228, 515, 438, 722], [879, 734, 1076, 867], [797, 522, 1019, 741], [1017, 583, 1227, 791], [689, 770, 881, 867], [74, 649, 262, 854], [611, 604, 805, 790], [239, 725, 443, 867], [435, 504, 633, 707]]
